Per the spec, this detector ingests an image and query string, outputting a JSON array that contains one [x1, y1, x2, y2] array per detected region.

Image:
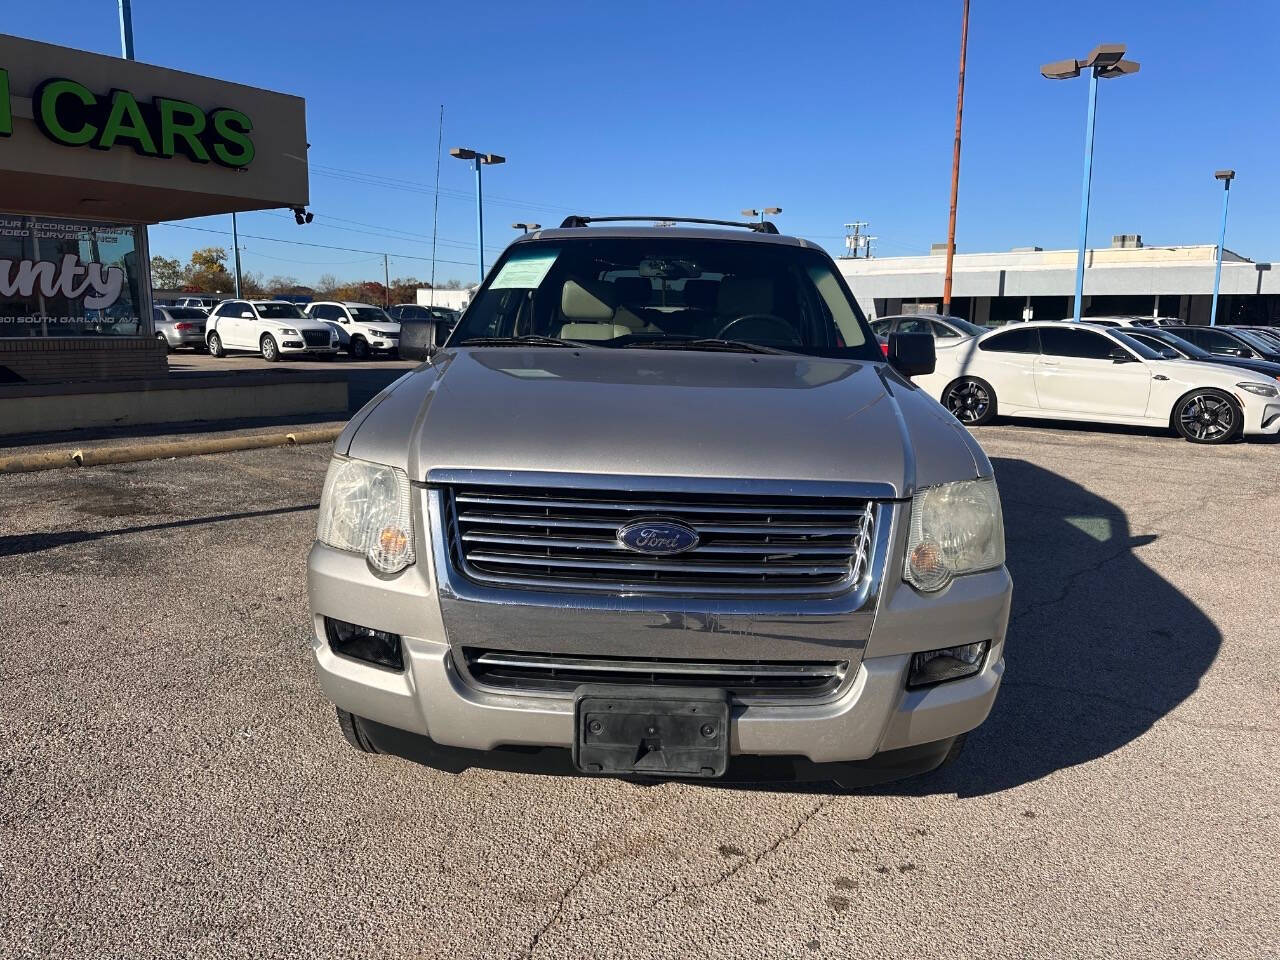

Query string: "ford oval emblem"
[[616, 519, 700, 556]]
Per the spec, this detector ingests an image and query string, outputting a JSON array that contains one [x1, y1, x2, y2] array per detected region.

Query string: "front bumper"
[[1243, 399, 1280, 435], [281, 340, 340, 354], [307, 538, 1011, 766]]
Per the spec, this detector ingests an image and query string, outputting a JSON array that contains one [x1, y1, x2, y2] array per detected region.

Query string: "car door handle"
[[1039, 358, 1059, 366], [1153, 374, 1169, 381]]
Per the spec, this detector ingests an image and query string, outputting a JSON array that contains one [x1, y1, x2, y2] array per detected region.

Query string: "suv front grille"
[[441, 484, 874, 596], [463, 649, 848, 700], [302, 329, 330, 347]]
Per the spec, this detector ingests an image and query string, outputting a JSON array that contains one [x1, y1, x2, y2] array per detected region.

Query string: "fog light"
[[907, 641, 989, 689], [324, 617, 403, 670]]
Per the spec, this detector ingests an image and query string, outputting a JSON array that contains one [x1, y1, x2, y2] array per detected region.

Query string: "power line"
[[154, 221, 479, 267]]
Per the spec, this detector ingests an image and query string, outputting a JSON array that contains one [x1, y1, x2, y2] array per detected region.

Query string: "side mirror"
[[398, 316, 438, 361], [887, 331, 935, 377], [240, 310, 254, 319], [1108, 347, 1137, 363]]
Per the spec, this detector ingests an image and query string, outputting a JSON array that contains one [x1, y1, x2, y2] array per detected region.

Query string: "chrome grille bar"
[[463, 649, 850, 701], [443, 482, 877, 597]]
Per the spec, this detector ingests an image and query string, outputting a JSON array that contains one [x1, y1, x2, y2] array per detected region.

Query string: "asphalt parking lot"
[[2, 423, 1277, 959]]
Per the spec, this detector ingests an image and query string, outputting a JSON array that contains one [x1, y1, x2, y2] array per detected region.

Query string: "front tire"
[[337, 708, 379, 753], [207, 332, 225, 358], [1173, 388, 1241, 444], [154, 333, 171, 354], [261, 334, 280, 362], [942, 377, 998, 426], [349, 336, 370, 360]]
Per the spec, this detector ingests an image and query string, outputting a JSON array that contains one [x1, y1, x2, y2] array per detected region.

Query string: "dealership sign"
[[1, 254, 125, 308], [0, 66, 254, 168]]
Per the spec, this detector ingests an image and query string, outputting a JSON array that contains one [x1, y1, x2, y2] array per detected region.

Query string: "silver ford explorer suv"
[[307, 217, 1011, 788]]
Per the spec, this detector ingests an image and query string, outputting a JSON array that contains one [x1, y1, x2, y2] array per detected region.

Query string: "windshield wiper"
[[623, 338, 794, 355], [456, 335, 588, 348]]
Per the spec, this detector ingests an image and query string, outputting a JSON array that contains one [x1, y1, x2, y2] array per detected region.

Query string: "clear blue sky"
[[8, 0, 1279, 287]]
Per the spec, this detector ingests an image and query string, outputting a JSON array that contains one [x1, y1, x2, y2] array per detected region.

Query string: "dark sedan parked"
[[1162, 325, 1280, 364], [1124, 328, 1280, 381]]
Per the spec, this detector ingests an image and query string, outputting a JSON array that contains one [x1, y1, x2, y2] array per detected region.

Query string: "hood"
[[344, 348, 987, 499], [1150, 357, 1276, 386], [361, 322, 401, 335]]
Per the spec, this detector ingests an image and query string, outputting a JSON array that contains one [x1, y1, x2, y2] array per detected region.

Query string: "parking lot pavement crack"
[[1010, 544, 1134, 626], [587, 797, 834, 924], [522, 849, 638, 959]]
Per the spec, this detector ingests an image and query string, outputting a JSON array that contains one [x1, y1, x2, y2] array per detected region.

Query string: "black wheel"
[[349, 336, 370, 360], [154, 333, 171, 354], [336, 708, 379, 753], [1173, 389, 1241, 444], [942, 377, 997, 426], [207, 332, 226, 358], [261, 334, 280, 362]]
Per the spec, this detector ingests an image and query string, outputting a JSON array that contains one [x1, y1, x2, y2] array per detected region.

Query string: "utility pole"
[[941, 0, 969, 316], [383, 253, 391, 307], [1210, 169, 1235, 326], [429, 105, 443, 308], [231, 212, 242, 297], [117, 0, 135, 61]]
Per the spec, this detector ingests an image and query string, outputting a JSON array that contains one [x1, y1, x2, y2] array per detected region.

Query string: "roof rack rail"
[[558, 215, 779, 235]]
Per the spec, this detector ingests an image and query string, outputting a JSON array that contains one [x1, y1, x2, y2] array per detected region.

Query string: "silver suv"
[[307, 217, 1011, 787]]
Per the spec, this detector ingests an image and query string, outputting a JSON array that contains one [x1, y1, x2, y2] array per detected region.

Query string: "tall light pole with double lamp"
[[1210, 169, 1235, 326], [741, 207, 781, 226], [449, 148, 505, 285], [1041, 44, 1140, 322]]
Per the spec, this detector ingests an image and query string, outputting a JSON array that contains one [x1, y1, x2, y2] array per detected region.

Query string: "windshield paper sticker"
[[489, 249, 559, 289]]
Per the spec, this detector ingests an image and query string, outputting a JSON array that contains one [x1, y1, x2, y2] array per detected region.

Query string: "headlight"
[[904, 478, 1004, 592], [280, 326, 299, 335], [1236, 381, 1279, 398], [316, 456, 416, 574]]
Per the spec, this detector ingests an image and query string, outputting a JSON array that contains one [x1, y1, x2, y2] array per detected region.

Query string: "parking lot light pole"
[[1041, 45, 1140, 322], [1210, 170, 1235, 327], [741, 207, 781, 225], [450, 148, 505, 285]]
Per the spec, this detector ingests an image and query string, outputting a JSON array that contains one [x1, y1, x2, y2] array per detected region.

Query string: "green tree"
[[185, 247, 234, 294], [150, 255, 185, 289]]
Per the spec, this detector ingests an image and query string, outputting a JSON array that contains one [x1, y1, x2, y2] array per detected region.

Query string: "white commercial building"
[[837, 235, 1279, 327]]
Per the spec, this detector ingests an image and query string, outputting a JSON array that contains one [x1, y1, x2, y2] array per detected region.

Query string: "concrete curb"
[[0, 426, 343, 474]]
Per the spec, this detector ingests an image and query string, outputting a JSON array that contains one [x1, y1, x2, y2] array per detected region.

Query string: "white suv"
[[305, 302, 402, 359], [205, 299, 339, 361]]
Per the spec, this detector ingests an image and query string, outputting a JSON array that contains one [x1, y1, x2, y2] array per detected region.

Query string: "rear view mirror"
[[398, 317, 438, 362], [887, 331, 935, 377]]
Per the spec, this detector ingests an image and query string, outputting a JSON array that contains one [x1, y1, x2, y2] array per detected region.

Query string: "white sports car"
[[913, 321, 1280, 444]]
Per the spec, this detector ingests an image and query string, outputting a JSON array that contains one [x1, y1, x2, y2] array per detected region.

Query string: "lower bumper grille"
[[463, 649, 848, 701]]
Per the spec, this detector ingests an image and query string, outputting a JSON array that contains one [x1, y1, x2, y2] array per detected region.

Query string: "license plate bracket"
[[573, 685, 730, 779]]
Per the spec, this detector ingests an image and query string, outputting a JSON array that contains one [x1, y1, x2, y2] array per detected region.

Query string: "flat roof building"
[[837, 235, 1279, 327]]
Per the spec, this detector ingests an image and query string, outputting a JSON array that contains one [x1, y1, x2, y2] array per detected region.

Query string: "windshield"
[[1231, 329, 1280, 354], [450, 237, 878, 358], [1111, 331, 1164, 360], [255, 303, 305, 319], [351, 307, 393, 323], [942, 316, 987, 337], [1139, 330, 1207, 359]]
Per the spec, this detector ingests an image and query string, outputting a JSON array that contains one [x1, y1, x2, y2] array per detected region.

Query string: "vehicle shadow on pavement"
[[884, 455, 1221, 798]]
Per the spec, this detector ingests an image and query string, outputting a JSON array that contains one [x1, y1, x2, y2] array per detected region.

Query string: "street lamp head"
[[1083, 43, 1126, 69], [1040, 58, 1081, 80], [1097, 58, 1140, 79], [1215, 169, 1236, 183], [450, 147, 477, 160], [763, 206, 782, 215], [741, 208, 759, 217], [480, 153, 506, 165], [512, 222, 541, 231]]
